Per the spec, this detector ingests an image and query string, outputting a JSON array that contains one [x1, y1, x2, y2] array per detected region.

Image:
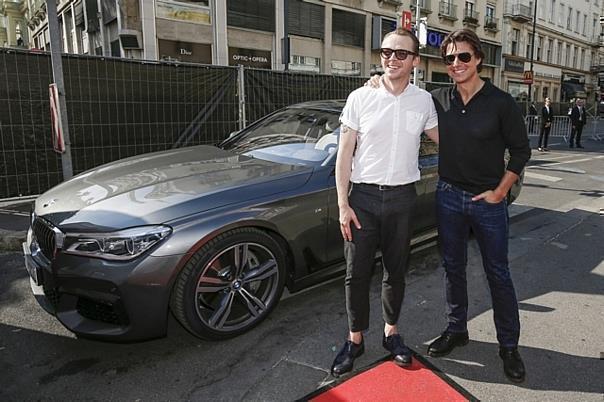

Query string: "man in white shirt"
[[331, 28, 439, 377]]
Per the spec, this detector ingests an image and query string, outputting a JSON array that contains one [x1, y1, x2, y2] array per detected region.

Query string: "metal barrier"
[[525, 115, 603, 142], [525, 115, 572, 141]]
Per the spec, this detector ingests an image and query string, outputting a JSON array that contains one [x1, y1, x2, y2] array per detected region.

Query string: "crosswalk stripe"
[[524, 171, 563, 182]]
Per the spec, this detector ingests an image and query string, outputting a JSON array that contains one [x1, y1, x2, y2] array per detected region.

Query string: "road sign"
[[523, 70, 533, 84], [402, 11, 412, 30]]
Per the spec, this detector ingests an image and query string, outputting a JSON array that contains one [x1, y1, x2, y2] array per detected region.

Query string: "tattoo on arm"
[[341, 125, 350, 135]]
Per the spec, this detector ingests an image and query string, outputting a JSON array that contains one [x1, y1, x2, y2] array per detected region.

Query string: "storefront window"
[[331, 60, 362, 76]]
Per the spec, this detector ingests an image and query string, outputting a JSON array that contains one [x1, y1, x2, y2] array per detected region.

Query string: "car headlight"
[[63, 225, 172, 261]]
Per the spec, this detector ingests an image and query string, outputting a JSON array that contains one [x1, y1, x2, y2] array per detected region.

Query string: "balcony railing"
[[484, 16, 499, 32], [438, 1, 457, 21], [410, 0, 432, 14], [505, 2, 532, 23], [463, 9, 480, 26]]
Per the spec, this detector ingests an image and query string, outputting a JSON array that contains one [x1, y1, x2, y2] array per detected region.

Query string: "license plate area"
[[23, 242, 44, 286]]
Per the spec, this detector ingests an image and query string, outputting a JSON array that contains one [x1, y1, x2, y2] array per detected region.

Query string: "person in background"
[[331, 28, 439, 377], [569, 98, 586, 148], [538, 97, 553, 152]]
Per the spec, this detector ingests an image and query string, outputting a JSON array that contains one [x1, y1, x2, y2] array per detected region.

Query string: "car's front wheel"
[[170, 228, 286, 340]]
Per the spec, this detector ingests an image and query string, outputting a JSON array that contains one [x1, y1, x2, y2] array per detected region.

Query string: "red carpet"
[[308, 358, 473, 402]]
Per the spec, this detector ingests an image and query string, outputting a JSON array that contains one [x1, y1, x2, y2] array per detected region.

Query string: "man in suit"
[[569, 98, 586, 148], [538, 97, 553, 152]]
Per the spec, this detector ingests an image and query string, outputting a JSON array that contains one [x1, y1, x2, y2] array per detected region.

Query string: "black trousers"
[[538, 125, 551, 148], [570, 123, 584, 146], [344, 182, 417, 332]]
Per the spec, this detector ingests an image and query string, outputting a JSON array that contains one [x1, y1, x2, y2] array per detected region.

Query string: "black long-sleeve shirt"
[[431, 81, 531, 195]]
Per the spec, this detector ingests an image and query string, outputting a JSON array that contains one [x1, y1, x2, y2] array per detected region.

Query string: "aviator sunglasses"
[[380, 48, 417, 61], [443, 52, 473, 65]]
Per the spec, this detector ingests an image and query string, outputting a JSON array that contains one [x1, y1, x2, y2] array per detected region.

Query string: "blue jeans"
[[436, 179, 520, 348]]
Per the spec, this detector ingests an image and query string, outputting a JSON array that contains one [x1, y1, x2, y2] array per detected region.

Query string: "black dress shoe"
[[383, 334, 412, 367], [499, 347, 526, 383], [427, 331, 469, 357], [331, 339, 364, 377]]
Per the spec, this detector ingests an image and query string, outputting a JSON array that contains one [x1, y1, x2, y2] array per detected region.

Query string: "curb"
[[0, 229, 27, 252]]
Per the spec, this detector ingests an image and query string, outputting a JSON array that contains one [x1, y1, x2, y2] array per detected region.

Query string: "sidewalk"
[[0, 199, 33, 251]]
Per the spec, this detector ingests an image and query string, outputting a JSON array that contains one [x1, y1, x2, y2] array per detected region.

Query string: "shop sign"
[[229, 48, 272, 69], [504, 58, 525, 73], [426, 30, 445, 48]]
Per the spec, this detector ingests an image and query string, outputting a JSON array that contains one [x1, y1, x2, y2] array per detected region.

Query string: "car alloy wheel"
[[171, 228, 286, 340]]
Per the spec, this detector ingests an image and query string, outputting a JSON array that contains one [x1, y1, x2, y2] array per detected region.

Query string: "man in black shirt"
[[427, 29, 531, 383], [569, 98, 586, 148]]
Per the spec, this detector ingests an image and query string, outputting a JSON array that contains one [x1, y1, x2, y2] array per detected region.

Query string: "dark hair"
[[440, 29, 485, 72], [383, 28, 420, 55]]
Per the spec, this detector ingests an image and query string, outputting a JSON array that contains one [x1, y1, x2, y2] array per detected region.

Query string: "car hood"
[[35, 145, 312, 231]]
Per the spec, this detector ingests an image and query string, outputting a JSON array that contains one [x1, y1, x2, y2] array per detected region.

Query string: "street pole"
[[413, 0, 420, 85], [527, 0, 537, 106], [283, 0, 289, 71], [46, 0, 73, 180]]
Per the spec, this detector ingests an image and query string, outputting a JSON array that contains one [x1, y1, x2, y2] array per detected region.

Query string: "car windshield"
[[222, 108, 341, 166]]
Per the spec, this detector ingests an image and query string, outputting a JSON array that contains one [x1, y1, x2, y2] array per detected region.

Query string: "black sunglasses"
[[443, 52, 473, 65], [380, 48, 417, 61]]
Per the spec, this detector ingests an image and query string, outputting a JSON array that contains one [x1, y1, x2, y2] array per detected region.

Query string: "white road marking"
[[524, 171, 563, 182], [550, 242, 569, 250]]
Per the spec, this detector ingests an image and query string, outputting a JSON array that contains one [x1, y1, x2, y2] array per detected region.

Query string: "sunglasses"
[[443, 52, 473, 65], [380, 48, 417, 61]]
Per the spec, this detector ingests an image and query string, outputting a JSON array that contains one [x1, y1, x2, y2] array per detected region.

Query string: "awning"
[[561, 81, 587, 98]]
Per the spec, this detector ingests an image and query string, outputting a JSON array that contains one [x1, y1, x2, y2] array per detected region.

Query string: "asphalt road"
[[0, 137, 603, 401]]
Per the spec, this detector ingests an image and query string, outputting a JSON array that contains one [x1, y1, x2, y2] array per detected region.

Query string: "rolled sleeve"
[[340, 91, 361, 131], [424, 97, 438, 130]]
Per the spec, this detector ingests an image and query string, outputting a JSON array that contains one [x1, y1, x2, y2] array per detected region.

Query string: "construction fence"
[[0, 48, 366, 199]]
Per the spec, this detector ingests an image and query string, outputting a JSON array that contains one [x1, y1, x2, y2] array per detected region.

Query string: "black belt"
[[355, 182, 413, 191]]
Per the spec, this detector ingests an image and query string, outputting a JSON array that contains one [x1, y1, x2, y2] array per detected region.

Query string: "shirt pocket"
[[405, 111, 424, 134]]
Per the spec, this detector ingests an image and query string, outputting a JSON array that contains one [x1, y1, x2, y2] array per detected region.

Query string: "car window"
[[223, 108, 341, 166]]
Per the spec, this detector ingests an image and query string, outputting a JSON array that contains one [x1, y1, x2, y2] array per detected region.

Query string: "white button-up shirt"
[[340, 83, 438, 186]]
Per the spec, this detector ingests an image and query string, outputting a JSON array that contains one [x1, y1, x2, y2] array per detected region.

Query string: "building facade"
[[20, 0, 503, 82], [501, 0, 604, 103], [1, 0, 29, 48]]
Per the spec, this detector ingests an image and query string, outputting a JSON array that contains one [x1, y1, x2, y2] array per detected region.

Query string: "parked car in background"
[[23, 101, 522, 342]]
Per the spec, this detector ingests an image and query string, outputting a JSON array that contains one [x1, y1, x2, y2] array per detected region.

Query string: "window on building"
[[557, 41, 562, 64], [547, 38, 553, 63], [549, 0, 556, 23], [227, 0, 275, 32], [538, 0, 545, 19], [482, 42, 499, 66], [512, 28, 520, 55], [575, 10, 581, 32], [526, 34, 532, 59], [288, 0, 324, 39], [289, 55, 321, 73], [574, 47, 579, 68], [580, 48, 585, 69], [332, 9, 365, 47], [593, 17, 598, 39], [583, 14, 588, 35], [331, 60, 362, 76], [486, 4, 495, 19], [536, 36, 542, 61], [565, 44, 571, 66], [567, 7, 572, 30], [465, 0, 475, 14], [542, 87, 548, 100], [558, 3, 565, 26]]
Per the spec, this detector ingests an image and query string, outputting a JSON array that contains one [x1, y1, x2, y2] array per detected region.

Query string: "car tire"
[[170, 228, 286, 340]]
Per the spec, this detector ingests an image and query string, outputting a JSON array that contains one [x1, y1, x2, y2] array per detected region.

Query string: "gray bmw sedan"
[[22, 100, 520, 342]]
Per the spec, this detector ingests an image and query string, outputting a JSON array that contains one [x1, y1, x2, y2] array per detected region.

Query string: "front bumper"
[[23, 228, 186, 342]]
